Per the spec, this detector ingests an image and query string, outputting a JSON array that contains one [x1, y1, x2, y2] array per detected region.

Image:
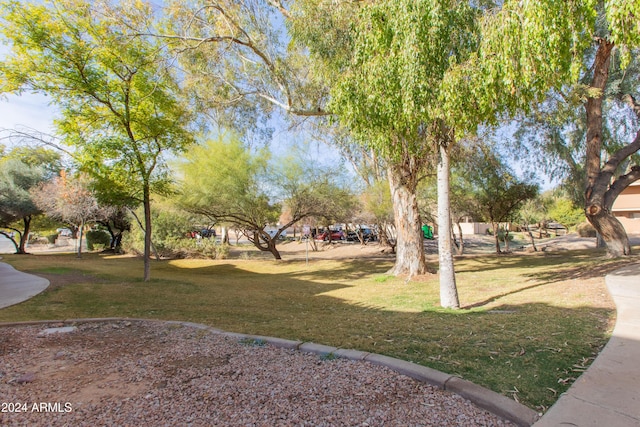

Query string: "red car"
[[315, 229, 345, 241]]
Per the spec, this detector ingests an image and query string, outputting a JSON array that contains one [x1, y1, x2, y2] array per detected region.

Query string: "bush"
[[123, 233, 228, 260], [576, 222, 597, 237], [120, 203, 228, 259], [86, 230, 111, 251], [164, 238, 229, 259], [123, 238, 229, 259], [46, 234, 57, 244], [497, 229, 515, 242]]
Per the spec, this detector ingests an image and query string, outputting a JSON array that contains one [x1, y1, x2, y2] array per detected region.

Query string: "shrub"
[[576, 222, 597, 237], [86, 230, 111, 251], [120, 203, 228, 259], [123, 233, 228, 259]]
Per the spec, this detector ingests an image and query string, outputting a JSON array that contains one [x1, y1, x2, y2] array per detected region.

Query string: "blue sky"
[[0, 93, 58, 137], [0, 42, 59, 142]]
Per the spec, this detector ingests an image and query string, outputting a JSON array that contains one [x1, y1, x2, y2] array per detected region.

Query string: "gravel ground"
[[1, 321, 515, 426]]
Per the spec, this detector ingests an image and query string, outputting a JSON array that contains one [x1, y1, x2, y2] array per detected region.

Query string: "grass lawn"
[[1, 244, 637, 412]]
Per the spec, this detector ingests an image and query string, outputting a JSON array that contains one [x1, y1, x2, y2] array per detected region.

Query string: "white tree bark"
[[437, 142, 460, 309]]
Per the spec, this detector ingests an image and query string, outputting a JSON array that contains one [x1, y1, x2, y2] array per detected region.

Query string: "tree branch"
[[602, 128, 640, 176], [622, 93, 640, 119], [605, 166, 640, 209]]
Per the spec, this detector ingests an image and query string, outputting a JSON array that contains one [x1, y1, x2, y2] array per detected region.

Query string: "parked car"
[[265, 229, 287, 239], [315, 229, 345, 241], [346, 227, 377, 242], [57, 228, 73, 237], [200, 228, 216, 238]]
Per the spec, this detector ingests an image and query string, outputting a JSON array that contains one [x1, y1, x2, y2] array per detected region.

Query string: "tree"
[[0, 0, 196, 280], [292, 0, 489, 308], [518, 198, 548, 251], [0, 146, 60, 254], [0, 159, 46, 253], [463, 0, 640, 257], [462, 145, 539, 254], [95, 207, 131, 253], [178, 136, 353, 260], [360, 179, 395, 249], [32, 171, 101, 257], [548, 197, 585, 231], [163, 0, 327, 121]]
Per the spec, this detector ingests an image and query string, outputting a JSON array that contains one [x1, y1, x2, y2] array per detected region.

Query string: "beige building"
[[612, 181, 640, 234]]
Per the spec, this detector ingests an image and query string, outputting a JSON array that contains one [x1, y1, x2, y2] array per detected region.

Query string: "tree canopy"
[[461, 144, 539, 253], [455, 0, 640, 256], [0, 0, 196, 279], [0, 146, 60, 253], [177, 135, 354, 259]]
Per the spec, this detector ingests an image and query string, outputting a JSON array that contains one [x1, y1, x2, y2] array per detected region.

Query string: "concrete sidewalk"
[[0, 262, 50, 309], [533, 262, 640, 426]]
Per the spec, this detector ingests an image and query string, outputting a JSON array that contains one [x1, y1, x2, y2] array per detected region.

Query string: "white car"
[[265, 229, 286, 239]]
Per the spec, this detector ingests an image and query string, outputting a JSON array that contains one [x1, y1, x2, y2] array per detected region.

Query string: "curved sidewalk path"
[[0, 261, 49, 309], [533, 262, 640, 427]]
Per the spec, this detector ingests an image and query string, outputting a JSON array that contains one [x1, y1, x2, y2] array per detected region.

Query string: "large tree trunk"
[[583, 39, 638, 257], [454, 221, 464, 255], [18, 215, 32, 254], [492, 221, 501, 254], [252, 231, 282, 260], [386, 162, 427, 277], [76, 219, 84, 258], [267, 240, 282, 260], [437, 142, 459, 309], [526, 225, 537, 252]]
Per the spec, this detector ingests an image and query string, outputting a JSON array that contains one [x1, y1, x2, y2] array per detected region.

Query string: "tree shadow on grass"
[[521, 257, 639, 284], [461, 281, 553, 309]]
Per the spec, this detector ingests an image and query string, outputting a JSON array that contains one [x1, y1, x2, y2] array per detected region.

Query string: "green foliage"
[[461, 144, 539, 225], [461, 1, 640, 209], [0, 158, 45, 227], [467, 0, 598, 118], [86, 230, 111, 251], [606, 0, 640, 66], [495, 228, 514, 242], [0, 146, 62, 177], [0, 146, 61, 232], [124, 203, 191, 252], [0, 0, 197, 276], [177, 135, 355, 240], [327, 0, 481, 157], [178, 136, 280, 229], [518, 198, 548, 227], [361, 179, 394, 225], [548, 198, 585, 229], [122, 201, 227, 259]]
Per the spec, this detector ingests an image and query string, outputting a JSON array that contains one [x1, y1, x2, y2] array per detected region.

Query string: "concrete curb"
[[0, 317, 539, 426]]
